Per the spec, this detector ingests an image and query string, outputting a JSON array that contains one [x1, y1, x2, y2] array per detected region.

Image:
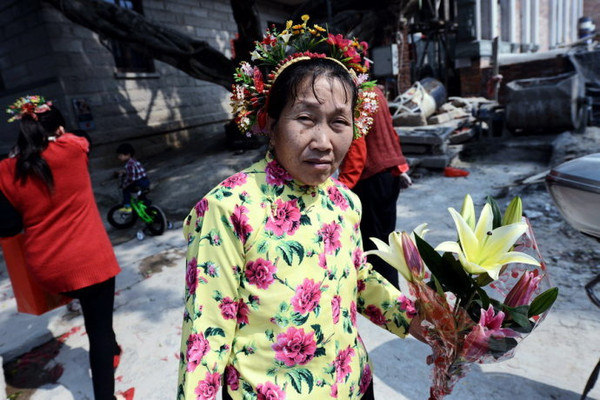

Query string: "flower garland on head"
[[231, 15, 378, 139], [6, 95, 52, 123]]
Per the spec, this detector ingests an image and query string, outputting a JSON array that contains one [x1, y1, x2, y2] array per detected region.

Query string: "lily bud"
[[504, 270, 542, 308], [401, 232, 425, 281], [502, 196, 523, 226], [460, 194, 476, 230]]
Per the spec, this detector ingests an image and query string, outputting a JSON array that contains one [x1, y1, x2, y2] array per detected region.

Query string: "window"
[[105, 0, 155, 74]]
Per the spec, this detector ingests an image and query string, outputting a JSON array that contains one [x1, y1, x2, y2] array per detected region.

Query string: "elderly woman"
[[178, 17, 419, 400]]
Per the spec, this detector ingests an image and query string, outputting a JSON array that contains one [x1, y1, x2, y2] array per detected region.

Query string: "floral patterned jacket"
[[177, 151, 415, 400]]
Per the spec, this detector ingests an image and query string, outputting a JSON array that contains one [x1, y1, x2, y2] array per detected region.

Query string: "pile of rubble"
[[390, 94, 497, 169]]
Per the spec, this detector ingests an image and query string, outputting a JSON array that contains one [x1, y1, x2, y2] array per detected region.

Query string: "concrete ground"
[[1, 130, 600, 400]]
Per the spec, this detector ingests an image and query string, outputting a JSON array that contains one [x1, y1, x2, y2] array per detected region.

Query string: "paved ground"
[[1, 131, 600, 400]]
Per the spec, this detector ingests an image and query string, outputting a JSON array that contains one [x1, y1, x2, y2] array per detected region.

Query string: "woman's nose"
[[310, 125, 333, 151]]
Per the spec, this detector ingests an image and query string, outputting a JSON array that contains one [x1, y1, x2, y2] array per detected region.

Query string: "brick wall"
[[584, 0, 600, 40], [0, 0, 290, 165]]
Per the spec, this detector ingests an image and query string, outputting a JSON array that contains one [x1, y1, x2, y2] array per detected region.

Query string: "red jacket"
[[0, 133, 121, 293], [338, 87, 408, 188]]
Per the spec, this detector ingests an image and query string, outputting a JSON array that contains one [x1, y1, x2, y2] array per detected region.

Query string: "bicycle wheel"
[[107, 205, 138, 229], [145, 205, 167, 236]]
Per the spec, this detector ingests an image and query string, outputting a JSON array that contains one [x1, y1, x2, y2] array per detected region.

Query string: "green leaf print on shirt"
[[276, 240, 304, 266], [286, 368, 314, 394]]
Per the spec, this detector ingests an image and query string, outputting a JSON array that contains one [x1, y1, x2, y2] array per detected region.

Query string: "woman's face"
[[269, 75, 354, 186]]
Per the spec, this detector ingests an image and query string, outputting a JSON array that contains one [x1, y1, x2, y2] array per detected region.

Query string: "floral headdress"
[[6, 95, 52, 123], [231, 15, 378, 139]]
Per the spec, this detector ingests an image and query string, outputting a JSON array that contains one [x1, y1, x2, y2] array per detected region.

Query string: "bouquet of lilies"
[[367, 194, 558, 399]]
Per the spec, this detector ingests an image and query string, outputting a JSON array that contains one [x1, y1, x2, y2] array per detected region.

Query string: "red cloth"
[[339, 86, 409, 189], [0, 133, 121, 294]]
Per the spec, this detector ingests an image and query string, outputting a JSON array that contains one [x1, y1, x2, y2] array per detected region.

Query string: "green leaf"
[[279, 302, 289, 312], [314, 347, 326, 357], [291, 312, 309, 325], [415, 235, 471, 297], [276, 240, 305, 266], [485, 195, 503, 229], [286, 368, 314, 394], [311, 324, 324, 344], [256, 240, 269, 254], [204, 327, 225, 337], [416, 230, 476, 306], [299, 215, 311, 226], [505, 305, 531, 328], [475, 273, 494, 287], [528, 287, 559, 317], [265, 329, 274, 341]]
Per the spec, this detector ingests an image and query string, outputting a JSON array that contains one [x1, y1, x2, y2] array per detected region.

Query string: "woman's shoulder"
[[55, 133, 90, 153]]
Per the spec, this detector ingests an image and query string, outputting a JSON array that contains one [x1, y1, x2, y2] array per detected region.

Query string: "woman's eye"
[[333, 119, 351, 126]]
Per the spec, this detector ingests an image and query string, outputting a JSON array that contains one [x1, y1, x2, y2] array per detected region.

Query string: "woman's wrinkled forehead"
[[286, 74, 353, 110]]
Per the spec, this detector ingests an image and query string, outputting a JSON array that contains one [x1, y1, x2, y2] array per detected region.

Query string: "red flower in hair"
[[253, 68, 264, 93]]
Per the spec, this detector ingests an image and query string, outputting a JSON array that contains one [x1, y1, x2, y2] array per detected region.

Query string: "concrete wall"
[[0, 0, 291, 166]]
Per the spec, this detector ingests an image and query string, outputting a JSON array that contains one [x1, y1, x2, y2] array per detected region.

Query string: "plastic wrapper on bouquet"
[[366, 194, 558, 400]]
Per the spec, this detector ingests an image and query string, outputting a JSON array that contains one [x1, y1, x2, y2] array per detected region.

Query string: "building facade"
[[0, 0, 293, 165]]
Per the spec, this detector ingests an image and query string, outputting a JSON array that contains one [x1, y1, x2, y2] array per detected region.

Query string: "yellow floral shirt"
[[177, 152, 415, 400]]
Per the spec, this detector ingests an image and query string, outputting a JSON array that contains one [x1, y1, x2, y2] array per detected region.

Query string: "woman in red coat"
[[0, 96, 133, 400]]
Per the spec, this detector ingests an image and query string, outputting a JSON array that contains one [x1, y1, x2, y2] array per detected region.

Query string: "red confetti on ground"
[[443, 167, 470, 177]]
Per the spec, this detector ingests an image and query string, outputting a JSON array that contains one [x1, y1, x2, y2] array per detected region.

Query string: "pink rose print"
[[397, 294, 417, 318], [272, 327, 317, 367], [350, 301, 357, 326], [219, 297, 238, 320], [186, 333, 210, 372], [330, 383, 338, 398], [331, 295, 341, 324], [245, 258, 276, 289], [352, 248, 364, 270], [365, 305, 387, 326], [334, 346, 355, 382], [194, 371, 221, 400], [186, 258, 198, 295], [257, 381, 286, 400], [318, 221, 342, 255], [357, 279, 366, 292], [237, 299, 250, 325], [231, 205, 253, 244], [225, 365, 240, 391], [291, 278, 322, 314], [222, 172, 247, 188], [265, 160, 293, 186], [327, 186, 349, 210], [359, 363, 372, 394], [318, 252, 327, 269], [265, 198, 301, 236], [194, 198, 209, 217]]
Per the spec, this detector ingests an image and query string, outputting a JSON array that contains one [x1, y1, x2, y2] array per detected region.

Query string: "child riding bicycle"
[[115, 143, 149, 212]]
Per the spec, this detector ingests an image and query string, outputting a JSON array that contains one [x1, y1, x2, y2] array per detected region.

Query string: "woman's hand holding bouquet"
[[367, 194, 558, 399]]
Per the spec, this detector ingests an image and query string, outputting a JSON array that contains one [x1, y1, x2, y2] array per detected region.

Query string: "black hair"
[[267, 58, 358, 125], [116, 143, 135, 156], [14, 105, 66, 191]]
